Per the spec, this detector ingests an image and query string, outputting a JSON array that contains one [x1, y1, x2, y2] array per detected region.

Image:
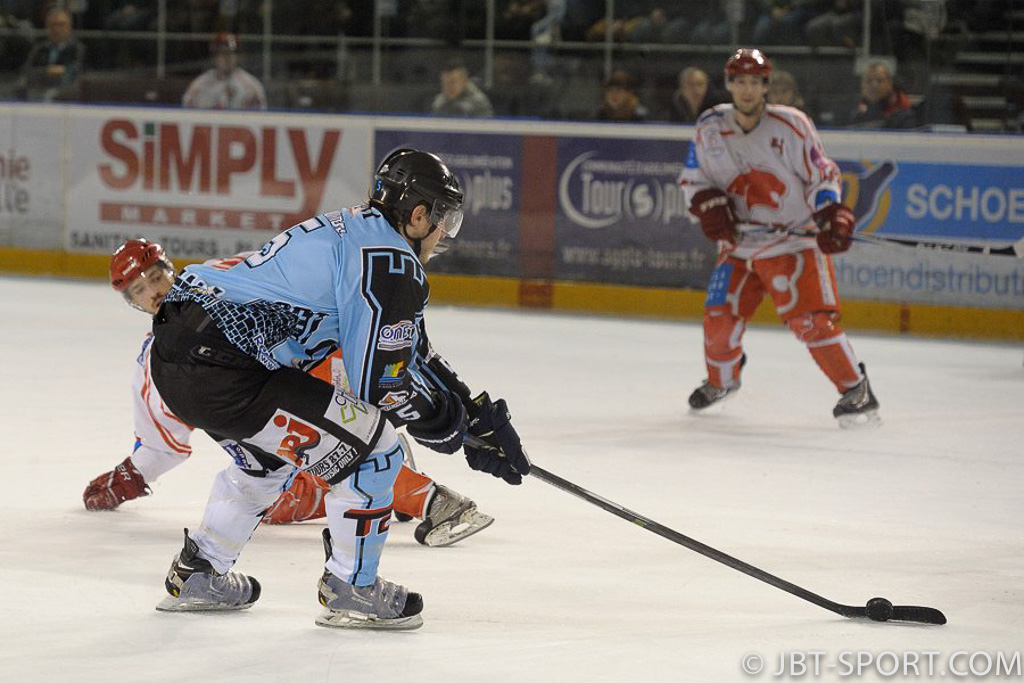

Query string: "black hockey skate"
[[414, 484, 494, 547], [688, 355, 745, 410], [688, 380, 741, 410], [156, 529, 261, 612], [315, 529, 423, 630], [833, 363, 881, 428]]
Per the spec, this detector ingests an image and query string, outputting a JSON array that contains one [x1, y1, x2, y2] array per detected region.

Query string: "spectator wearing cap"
[[596, 69, 648, 121], [182, 32, 267, 110]]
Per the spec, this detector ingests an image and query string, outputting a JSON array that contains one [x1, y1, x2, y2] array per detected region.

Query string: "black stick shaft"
[[530, 464, 855, 617]]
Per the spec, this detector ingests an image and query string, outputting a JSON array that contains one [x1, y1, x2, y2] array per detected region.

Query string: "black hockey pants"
[[149, 300, 384, 485]]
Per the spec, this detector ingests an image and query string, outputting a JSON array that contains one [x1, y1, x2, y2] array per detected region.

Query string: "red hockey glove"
[[813, 202, 856, 254], [83, 456, 150, 510], [689, 188, 737, 244], [263, 471, 329, 525]]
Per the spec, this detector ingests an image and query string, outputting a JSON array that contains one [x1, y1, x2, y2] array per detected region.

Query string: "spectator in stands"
[[848, 60, 917, 128], [804, 0, 861, 48], [584, 0, 651, 42], [688, 0, 733, 45], [669, 67, 724, 123], [768, 69, 806, 110], [430, 60, 494, 118], [629, 3, 700, 44], [18, 8, 85, 101], [0, 3, 33, 72], [182, 32, 267, 110], [595, 69, 648, 121], [497, 0, 547, 40], [751, 0, 820, 46]]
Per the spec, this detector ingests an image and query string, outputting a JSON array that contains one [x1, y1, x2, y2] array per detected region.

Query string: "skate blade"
[[422, 508, 495, 547], [155, 595, 255, 612], [315, 608, 423, 630], [837, 410, 882, 430]]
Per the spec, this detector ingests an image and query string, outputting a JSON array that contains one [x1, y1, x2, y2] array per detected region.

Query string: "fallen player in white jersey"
[[84, 239, 493, 547]]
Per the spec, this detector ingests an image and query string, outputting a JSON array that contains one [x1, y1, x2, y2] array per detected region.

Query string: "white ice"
[[1, 274, 1022, 683]]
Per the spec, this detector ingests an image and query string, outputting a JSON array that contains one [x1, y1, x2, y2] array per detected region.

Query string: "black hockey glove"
[[405, 389, 467, 455], [464, 392, 531, 485]]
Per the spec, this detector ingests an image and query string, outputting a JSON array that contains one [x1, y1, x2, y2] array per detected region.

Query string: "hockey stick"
[[529, 463, 947, 625], [739, 222, 1024, 258]]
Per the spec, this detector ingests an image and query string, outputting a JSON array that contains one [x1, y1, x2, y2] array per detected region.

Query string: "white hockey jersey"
[[129, 334, 192, 482], [182, 67, 267, 110], [679, 103, 843, 259], [127, 254, 250, 482]]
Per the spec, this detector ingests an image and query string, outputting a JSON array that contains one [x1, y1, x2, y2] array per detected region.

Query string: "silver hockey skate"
[[315, 529, 423, 630], [688, 380, 740, 410], [833, 363, 881, 429], [156, 529, 261, 612], [689, 355, 745, 410], [414, 484, 495, 548]]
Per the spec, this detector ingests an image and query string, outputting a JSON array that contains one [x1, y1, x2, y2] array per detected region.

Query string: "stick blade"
[[838, 604, 947, 625], [890, 605, 947, 625]]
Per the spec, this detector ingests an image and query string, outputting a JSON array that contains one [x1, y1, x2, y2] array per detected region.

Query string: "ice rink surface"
[[1, 274, 1022, 682]]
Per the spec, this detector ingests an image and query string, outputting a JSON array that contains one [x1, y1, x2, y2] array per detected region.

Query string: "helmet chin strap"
[[403, 223, 438, 261]]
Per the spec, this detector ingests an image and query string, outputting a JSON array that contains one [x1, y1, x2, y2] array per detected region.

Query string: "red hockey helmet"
[[210, 32, 238, 54], [110, 239, 176, 313], [725, 48, 773, 82], [109, 239, 173, 291]]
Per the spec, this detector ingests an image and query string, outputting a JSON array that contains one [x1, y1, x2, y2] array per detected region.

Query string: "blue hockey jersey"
[[165, 205, 446, 425]]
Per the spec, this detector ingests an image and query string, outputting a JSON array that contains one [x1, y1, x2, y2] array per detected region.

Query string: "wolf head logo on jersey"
[[727, 168, 786, 211]]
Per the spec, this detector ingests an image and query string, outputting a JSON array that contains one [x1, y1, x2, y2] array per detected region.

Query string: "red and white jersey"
[[127, 253, 251, 482], [679, 103, 843, 259], [182, 67, 267, 110], [130, 334, 193, 482]]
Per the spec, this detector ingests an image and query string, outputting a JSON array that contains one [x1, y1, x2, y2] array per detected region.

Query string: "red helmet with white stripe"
[[725, 48, 773, 82], [109, 239, 176, 313]]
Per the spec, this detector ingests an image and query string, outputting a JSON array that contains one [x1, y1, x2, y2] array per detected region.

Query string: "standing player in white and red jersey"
[[181, 33, 267, 111], [83, 239, 493, 546], [678, 48, 879, 427]]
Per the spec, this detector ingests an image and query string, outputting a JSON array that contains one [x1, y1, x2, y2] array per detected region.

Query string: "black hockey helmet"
[[369, 148, 464, 239]]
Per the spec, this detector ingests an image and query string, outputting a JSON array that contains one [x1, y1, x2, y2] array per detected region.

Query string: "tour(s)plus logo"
[[96, 119, 341, 230], [558, 150, 688, 229]]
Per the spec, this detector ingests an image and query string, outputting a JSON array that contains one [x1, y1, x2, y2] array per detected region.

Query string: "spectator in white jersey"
[[678, 48, 880, 427], [147, 149, 530, 629], [182, 32, 267, 110], [84, 238, 494, 546]]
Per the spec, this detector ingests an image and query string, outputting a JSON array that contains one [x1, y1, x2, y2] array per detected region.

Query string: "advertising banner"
[[65, 108, 372, 259], [0, 107, 66, 250], [836, 158, 1024, 309], [375, 129, 523, 278], [553, 136, 715, 288]]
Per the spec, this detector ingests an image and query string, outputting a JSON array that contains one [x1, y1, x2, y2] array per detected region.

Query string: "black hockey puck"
[[865, 597, 894, 622]]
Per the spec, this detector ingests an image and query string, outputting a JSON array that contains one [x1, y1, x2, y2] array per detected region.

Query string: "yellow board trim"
[[3, 247, 1022, 341]]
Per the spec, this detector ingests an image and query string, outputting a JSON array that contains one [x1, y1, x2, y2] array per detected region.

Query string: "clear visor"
[[122, 263, 175, 314], [429, 200, 464, 239]]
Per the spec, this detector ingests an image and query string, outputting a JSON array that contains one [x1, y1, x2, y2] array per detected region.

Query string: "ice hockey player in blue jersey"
[[148, 148, 531, 630]]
